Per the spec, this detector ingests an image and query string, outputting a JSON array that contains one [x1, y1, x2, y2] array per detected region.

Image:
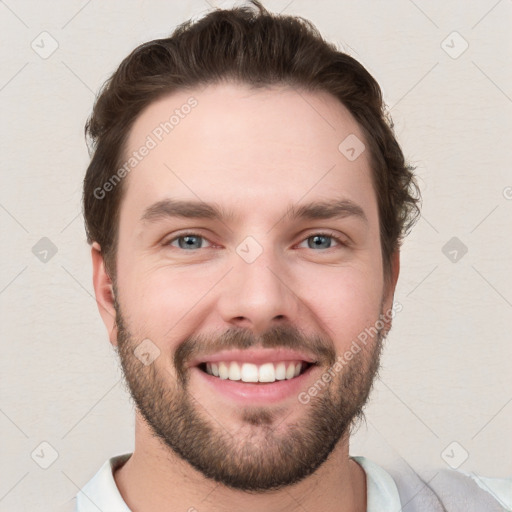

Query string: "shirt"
[[58, 452, 511, 511]]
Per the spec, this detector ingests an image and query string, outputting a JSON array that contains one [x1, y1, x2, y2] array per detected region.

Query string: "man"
[[65, 1, 510, 511]]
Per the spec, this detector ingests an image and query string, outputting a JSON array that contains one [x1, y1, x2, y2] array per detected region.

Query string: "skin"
[[91, 82, 400, 512]]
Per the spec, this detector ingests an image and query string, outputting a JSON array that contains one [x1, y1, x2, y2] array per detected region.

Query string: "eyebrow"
[[285, 199, 368, 224], [140, 198, 368, 225], [141, 199, 237, 224]]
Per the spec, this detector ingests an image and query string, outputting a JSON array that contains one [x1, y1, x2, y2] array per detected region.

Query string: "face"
[[93, 82, 399, 491]]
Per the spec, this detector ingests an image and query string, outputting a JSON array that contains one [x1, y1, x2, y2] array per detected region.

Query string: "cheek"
[[299, 266, 383, 350], [118, 264, 216, 343]]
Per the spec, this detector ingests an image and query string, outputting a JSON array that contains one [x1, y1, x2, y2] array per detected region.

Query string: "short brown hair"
[[83, 0, 420, 282]]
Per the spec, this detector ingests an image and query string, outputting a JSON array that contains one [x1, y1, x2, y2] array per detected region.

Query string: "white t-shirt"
[[58, 452, 511, 511]]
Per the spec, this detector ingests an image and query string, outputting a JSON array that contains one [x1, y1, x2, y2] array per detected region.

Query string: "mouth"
[[197, 360, 315, 383], [190, 349, 320, 404]]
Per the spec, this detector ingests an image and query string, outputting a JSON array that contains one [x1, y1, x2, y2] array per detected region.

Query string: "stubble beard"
[[114, 299, 385, 492]]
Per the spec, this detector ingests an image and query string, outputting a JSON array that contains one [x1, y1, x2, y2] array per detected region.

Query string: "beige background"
[[0, 0, 511, 510]]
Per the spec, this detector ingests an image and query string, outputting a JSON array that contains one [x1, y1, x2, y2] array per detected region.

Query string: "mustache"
[[174, 324, 336, 384]]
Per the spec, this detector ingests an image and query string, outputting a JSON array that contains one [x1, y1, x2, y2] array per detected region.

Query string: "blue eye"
[[165, 232, 346, 252], [298, 233, 344, 250], [167, 234, 211, 250], [309, 234, 334, 249]]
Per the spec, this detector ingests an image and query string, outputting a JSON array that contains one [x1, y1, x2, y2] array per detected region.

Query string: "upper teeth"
[[205, 361, 304, 383]]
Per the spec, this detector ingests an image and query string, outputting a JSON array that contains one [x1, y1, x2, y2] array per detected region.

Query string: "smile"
[[199, 360, 313, 383]]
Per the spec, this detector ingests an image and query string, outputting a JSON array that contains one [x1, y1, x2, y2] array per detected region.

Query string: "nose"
[[216, 239, 300, 334]]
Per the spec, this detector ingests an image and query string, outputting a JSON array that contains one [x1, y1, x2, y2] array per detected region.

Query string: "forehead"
[[120, 81, 377, 226]]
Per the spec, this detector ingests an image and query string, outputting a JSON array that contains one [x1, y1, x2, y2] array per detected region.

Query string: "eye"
[[297, 232, 346, 250], [165, 232, 213, 250]]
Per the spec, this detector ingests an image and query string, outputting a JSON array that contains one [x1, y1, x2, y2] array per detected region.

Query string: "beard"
[[114, 296, 386, 492]]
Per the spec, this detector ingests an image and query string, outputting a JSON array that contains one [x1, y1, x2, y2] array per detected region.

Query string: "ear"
[[381, 250, 400, 334], [91, 242, 118, 347]]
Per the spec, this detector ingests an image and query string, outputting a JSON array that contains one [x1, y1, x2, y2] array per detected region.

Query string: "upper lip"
[[188, 348, 318, 368]]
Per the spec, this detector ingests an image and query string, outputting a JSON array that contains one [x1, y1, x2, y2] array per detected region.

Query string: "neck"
[[113, 414, 367, 512]]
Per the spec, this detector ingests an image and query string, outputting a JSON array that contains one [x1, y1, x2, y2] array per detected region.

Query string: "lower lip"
[[192, 364, 318, 405]]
